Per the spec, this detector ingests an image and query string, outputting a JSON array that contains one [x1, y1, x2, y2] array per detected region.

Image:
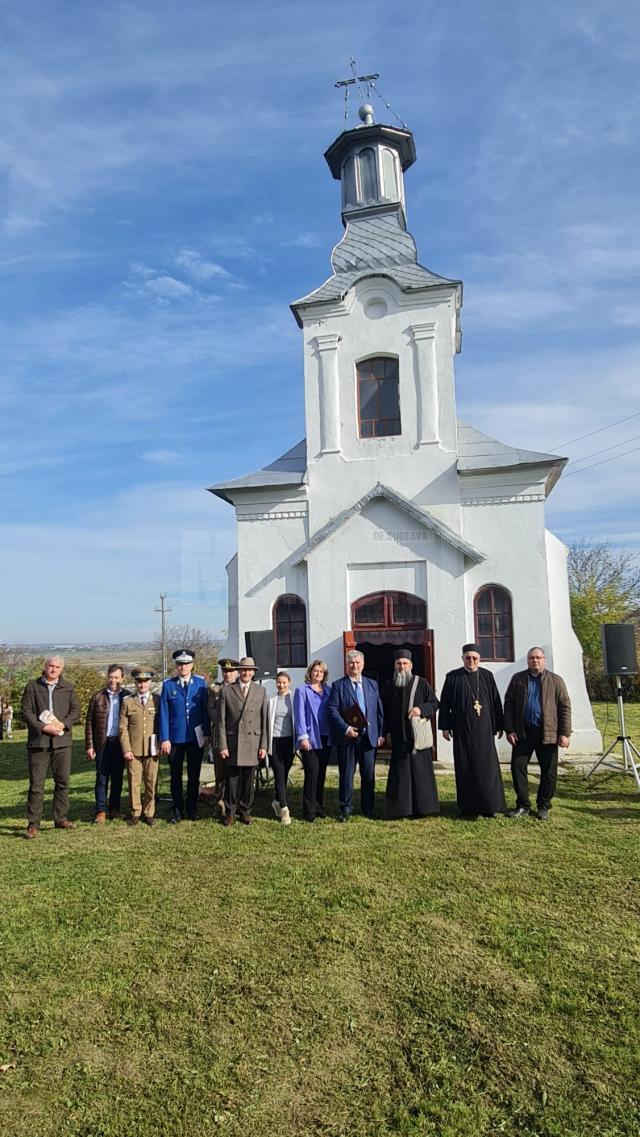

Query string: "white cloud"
[[141, 275, 194, 302], [142, 449, 181, 464], [175, 249, 229, 281]]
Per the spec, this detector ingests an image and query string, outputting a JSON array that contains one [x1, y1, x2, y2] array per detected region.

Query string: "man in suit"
[[119, 668, 160, 826], [85, 664, 131, 822], [21, 655, 81, 838], [159, 648, 210, 823], [217, 656, 268, 826], [328, 649, 385, 821]]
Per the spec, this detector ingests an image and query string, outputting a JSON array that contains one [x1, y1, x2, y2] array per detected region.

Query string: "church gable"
[[292, 482, 484, 566]]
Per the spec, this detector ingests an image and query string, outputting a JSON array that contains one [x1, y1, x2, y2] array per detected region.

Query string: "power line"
[[563, 442, 640, 477], [551, 410, 640, 450], [565, 432, 640, 469]]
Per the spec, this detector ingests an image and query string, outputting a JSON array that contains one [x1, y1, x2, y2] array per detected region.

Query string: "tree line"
[[0, 625, 222, 724]]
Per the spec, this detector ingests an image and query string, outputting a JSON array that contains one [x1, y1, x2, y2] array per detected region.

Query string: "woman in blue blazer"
[[294, 660, 332, 822]]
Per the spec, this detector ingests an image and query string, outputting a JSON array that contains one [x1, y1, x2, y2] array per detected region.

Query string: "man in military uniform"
[[207, 658, 240, 818], [159, 648, 210, 823], [119, 668, 160, 826]]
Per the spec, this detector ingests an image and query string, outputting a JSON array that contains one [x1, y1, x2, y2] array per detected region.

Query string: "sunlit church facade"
[[209, 103, 600, 755]]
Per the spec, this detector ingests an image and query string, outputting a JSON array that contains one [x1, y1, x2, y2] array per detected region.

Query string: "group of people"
[[18, 641, 572, 837]]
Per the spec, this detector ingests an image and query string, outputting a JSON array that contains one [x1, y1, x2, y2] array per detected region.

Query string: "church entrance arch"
[[344, 590, 434, 689]]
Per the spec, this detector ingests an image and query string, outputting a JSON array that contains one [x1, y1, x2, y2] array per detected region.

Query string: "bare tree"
[[149, 625, 223, 680]]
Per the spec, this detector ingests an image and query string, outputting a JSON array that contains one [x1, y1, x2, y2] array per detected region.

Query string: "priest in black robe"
[[438, 643, 507, 818], [382, 649, 440, 819]]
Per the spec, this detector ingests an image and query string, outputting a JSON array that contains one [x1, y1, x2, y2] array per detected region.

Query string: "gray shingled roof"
[[207, 439, 307, 503], [207, 421, 567, 506], [291, 211, 461, 328], [457, 421, 567, 486]]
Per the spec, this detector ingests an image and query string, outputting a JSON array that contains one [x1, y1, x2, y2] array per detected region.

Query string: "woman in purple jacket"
[[294, 660, 332, 822]]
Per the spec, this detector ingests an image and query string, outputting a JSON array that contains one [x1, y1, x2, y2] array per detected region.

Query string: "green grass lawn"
[[0, 726, 638, 1137]]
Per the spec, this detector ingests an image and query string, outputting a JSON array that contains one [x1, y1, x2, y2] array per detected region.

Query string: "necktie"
[[242, 685, 248, 700], [354, 681, 365, 714], [141, 695, 147, 706]]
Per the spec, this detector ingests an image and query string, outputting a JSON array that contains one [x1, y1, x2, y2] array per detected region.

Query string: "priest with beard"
[[438, 644, 507, 818], [381, 649, 440, 819]]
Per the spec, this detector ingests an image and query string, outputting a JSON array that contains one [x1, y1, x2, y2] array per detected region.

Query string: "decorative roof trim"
[[291, 482, 485, 566]]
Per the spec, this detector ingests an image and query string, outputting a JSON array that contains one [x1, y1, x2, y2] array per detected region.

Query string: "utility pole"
[[155, 593, 172, 679]]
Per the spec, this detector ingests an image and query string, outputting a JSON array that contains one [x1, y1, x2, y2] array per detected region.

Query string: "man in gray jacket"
[[21, 656, 81, 837], [503, 647, 571, 821]]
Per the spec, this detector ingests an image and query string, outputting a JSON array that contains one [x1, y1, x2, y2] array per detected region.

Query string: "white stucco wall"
[[304, 498, 467, 682], [300, 276, 462, 535], [545, 529, 601, 752]]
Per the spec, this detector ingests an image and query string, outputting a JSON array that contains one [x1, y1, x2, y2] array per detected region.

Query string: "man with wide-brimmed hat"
[[217, 656, 268, 826], [119, 668, 161, 826], [159, 648, 210, 823]]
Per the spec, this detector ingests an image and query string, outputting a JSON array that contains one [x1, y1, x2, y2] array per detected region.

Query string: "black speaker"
[[244, 630, 278, 679], [601, 624, 638, 676]]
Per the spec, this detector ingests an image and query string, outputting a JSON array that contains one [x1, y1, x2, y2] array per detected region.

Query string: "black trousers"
[[168, 742, 203, 818], [270, 736, 294, 808], [94, 736, 124, 815], [223, 764, 256, 819], [301, 741, 330, 820], [511, 727, 558, 811], [27, 746, 72, 827]]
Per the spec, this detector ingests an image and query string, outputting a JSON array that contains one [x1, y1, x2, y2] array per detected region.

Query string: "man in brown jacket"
[[21, 656, 81, 837], [503, 647, 571, 821], [217, 656, 268, 826], [85, 664, 131, 822], [119, 669, 161, 827]]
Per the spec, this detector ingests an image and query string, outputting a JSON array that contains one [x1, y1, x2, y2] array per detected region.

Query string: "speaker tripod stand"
[[585, 676, 640, 792]]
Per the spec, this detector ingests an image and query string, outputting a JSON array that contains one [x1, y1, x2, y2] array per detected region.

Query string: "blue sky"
[[1, 0, 638, 643]]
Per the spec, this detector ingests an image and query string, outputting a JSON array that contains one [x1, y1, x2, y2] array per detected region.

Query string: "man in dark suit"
[[328, 649, 385, 821], [85, 664, 131, 822], [21, 655, 81, 838], [217, 656, 268, 826]]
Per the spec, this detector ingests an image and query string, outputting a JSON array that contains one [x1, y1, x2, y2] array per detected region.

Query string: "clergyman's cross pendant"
[[473, 700, 482, 716]]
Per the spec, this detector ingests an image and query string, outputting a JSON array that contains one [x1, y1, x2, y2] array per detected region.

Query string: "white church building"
[[209, 103, 601, 756]]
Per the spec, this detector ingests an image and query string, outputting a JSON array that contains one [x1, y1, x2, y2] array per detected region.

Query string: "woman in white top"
[[267, 672, 295, 825]]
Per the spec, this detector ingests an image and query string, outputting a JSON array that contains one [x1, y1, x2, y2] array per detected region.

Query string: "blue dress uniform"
[[159, 668, 210, 821]]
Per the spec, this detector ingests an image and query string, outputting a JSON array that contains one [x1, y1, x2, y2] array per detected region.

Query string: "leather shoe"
[[508, 807, 530, 819], [128, 816, 140, 826], [54, 819, 74, 830], [108, 809, 121, 821], [337, 813, 349, 823], [239, 815, 252, 825], [168, 813, 182, 825], [25, 824, 39, 839], [537, 807, 550, 822], [186, 812, 197, 822], [142, 816, 155, 827], [94, 811, 107, 824], [223, 814, 234, 827]]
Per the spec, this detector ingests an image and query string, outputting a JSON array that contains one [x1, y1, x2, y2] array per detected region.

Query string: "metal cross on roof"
[[335, 57, 379, 123]]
